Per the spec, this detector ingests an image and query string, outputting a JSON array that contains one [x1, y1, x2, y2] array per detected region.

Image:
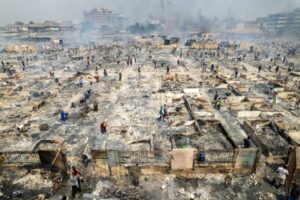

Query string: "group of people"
[[26, 43, 299, 199]]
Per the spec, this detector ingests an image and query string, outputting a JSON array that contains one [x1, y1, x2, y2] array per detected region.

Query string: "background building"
[[83, 8, 127, 31], [257, 8, 300, 35]]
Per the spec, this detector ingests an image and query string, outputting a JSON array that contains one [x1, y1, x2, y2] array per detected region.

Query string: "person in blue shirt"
[[198, 151, 206, 163], [60, 111, 69, 121], [79, 77, 83, 87]]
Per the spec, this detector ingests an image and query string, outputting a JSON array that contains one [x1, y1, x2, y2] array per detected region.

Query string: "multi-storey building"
[[84, 8, 126, 30], [257, 8, 300, 35]]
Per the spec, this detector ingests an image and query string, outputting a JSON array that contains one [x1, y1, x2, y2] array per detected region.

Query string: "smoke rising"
[[0, 0, 300, 26]]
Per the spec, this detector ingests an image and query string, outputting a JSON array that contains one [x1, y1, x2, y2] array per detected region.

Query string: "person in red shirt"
[[100, 121, 107, 134]]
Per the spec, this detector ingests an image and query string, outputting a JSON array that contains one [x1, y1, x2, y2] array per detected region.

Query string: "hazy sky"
[[0, 0, 300, 25]]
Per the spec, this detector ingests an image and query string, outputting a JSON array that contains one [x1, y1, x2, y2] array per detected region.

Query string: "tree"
[[29, 21, 34, 25], [15, 21, 24, 25]]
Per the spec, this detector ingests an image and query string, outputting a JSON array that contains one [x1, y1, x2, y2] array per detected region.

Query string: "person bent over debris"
[[224, 174, 233, 187], [84, 90, 91, 100], [60, 111, 69, 121], [71, 102, 76, 108], [288, 66, 292, 73], [94, 73, 99, 83], [214, 91, 219, 101], [243, 136, 251, 148], [215, 98, 222, 110], [17, 124, 27, 133], [71, 166, 82, 199], [55, 78, 59, 84], [197, 151, 206, 163], [100, 121, 108, 134], [93, 101, 98, 111], [49, 71, 55, 77], [272, 166, 289, 188], [82, 153, 92, 167]]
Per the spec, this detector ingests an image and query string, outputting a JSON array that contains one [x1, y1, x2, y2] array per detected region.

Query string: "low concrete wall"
[[90, 148, 260, 177], [234, 148, 260, 172], [242, 121, 270, 156]]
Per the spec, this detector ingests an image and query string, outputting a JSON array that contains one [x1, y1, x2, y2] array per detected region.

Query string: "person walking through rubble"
[[70, 166, 82, 199], [119, 72, 122, 81], [127, 58, 130, 66], [211, 64, 214, 72], [21, 59, 26, 71], [159, 106, 165, 121], [103, 69, 108, 77], [283, 76, 288, 84], [276, 66, 280, 73], [86, 60, 90, 69], [138, 67, 141, 79], [234, 68, 238, 78], [295, 98, 300, 109], [258, 65, 262, 73], [153, 60, 157, 68], [166, 66, 170, 74], [79, 77, 83, 87], [162, 104, 169, 122], [272, 93, 277, 108]]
